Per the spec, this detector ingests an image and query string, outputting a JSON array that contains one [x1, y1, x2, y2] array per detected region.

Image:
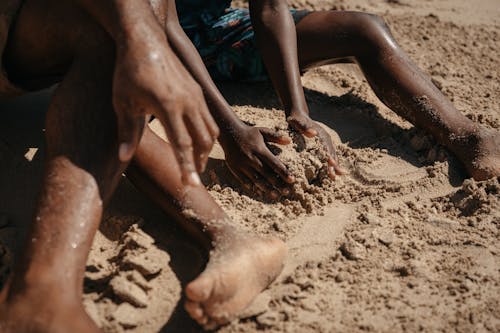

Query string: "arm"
[[249, 0, 308, 121], [73, 0, 164, 45], [73, 0, 219, 184], [163, 0, 294, 197], [250, 0, 343, 177]]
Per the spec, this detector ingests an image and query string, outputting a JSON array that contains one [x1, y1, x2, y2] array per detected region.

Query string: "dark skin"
[[166, 0, 499, 196], [0, 0, 287, 332], [161, 0, 294, 200], [9, 0, 219, 182], [1, 0, 499, 332], [161, 0, 345, 200]]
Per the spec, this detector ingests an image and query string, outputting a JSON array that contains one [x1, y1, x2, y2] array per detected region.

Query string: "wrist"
[[116, 22, 166, 52], [287, 106, 309, 119], [75, 0, 166, 47]]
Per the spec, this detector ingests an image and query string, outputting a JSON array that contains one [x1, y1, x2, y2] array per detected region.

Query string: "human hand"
[[221, 125, 295, 199], [112, 39, 219, 185], [287, 112, 345, 179]]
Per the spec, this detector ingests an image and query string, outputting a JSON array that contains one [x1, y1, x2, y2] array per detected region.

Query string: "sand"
[[0, 0, 499, 332]]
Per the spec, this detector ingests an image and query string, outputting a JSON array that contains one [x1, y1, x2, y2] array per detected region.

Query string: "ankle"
[[6, 270, 81, 305]]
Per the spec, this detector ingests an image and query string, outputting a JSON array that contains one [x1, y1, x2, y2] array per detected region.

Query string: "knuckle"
[[212, 125, 220, 137], [175, 137, 193, 149], [190, 83, 203, 96], [199, 136, 213, 151], [157, 95, 179, 113]]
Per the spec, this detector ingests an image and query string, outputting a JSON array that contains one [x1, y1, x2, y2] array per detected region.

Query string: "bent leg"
[[0, 1, 138, 332], [127, 126, 287, 330], [296, 11, 499, 180]]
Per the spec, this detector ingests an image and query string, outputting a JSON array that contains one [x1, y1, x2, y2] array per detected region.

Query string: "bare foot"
[[451, 127, 500, 181], [0, 286, 101, 333], [184, 235, 287, 330]]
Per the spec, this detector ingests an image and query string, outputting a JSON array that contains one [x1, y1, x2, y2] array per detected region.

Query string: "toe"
[[203, 319, 219, 331], [185, 273, 214, 302], [184, 300, 204, 320]]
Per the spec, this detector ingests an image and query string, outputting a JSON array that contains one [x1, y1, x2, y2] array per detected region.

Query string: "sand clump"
[[82, 217, 180, 332], [271, 130, 335, 214], [206, 107, 349, 240], [0, 0, 499, 332]]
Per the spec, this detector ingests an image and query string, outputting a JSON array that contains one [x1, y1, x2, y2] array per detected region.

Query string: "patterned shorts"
[[182, 8, 310, 82]]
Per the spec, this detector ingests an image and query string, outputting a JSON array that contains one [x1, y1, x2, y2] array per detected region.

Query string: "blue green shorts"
[[182, 8, 310, 82]]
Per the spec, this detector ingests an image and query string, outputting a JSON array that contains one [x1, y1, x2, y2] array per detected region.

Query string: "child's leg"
[[0, 2, 139, 332], [127, 126, 287, 330], [295, 11, 499, 180]]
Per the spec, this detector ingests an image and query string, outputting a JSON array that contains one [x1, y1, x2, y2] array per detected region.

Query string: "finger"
[[185, 113, 215, 173], [287, 115, 317, 137], [242, 166, 280, 200], [256, 164, 291, 196], [258, 151, 295, 184], [257, 127, 291, 145], [115, 110, 145, 163], [238, 172, 264, 197], [330, 158, 347, 176], [201, 105, 220, 139], [316, 127, 339, 169], [226, 162, 253, 192], [163, 114, 200, 186], [325, 145, 346, 176]]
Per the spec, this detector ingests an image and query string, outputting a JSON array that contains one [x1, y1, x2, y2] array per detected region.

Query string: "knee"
[[351, 13, 396, 53]]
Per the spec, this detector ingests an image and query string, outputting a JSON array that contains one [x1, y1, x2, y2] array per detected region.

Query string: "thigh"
[[45, 42, 123, 192], [4, 0, 94, 90], [296, 10, 391, 69]]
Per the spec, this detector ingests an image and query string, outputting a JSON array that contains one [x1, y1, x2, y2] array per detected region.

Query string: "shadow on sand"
[[0, 81, 465, 331]]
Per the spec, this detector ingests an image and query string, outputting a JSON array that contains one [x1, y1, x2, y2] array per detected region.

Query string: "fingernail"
[[282, 188, 290, 196], [189, 172, 201, 186], [306, 129, 318, 137], [270, 191, 279, 200], [329, 167, 336, 180], [119, 143, 132, 162], [287, 175, 295, 183]]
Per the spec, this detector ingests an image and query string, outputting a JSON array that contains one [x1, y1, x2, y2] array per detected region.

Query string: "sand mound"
[[206, 107, 348, 240], [83, 217, 180, 332], [1, 1, 499, 332]]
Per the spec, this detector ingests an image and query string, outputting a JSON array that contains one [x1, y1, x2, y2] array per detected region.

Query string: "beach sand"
[[0, 0, 499, 332]]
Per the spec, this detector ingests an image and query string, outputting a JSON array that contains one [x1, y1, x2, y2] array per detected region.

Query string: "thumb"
[[258, 127, 291, 145], [116, 110, 145, 163], [287, 115, 317, 138]]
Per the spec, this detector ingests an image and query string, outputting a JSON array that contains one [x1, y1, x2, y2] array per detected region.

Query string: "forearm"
[[250, 0, 308, 116], [164, 1, 245, 138], [74, 0, 166, 46]]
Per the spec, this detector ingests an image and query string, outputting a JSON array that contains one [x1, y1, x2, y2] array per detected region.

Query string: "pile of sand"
[[206, 107, 344, 239], [0, 0, 498, 332]]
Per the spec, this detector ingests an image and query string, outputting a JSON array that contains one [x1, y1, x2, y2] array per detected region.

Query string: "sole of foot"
[[184, 236, 287, 330]]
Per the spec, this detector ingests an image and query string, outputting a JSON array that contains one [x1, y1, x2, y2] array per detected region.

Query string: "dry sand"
[[0, 0, 499, 332]]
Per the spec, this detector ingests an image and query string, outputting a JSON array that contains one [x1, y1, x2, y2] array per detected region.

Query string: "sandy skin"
[[162, 3, 500, 195], [0, 0, 499, 332], [185, 236, 287, 329], [0, 0, 285, 332], [128, 127, 288, 329]]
